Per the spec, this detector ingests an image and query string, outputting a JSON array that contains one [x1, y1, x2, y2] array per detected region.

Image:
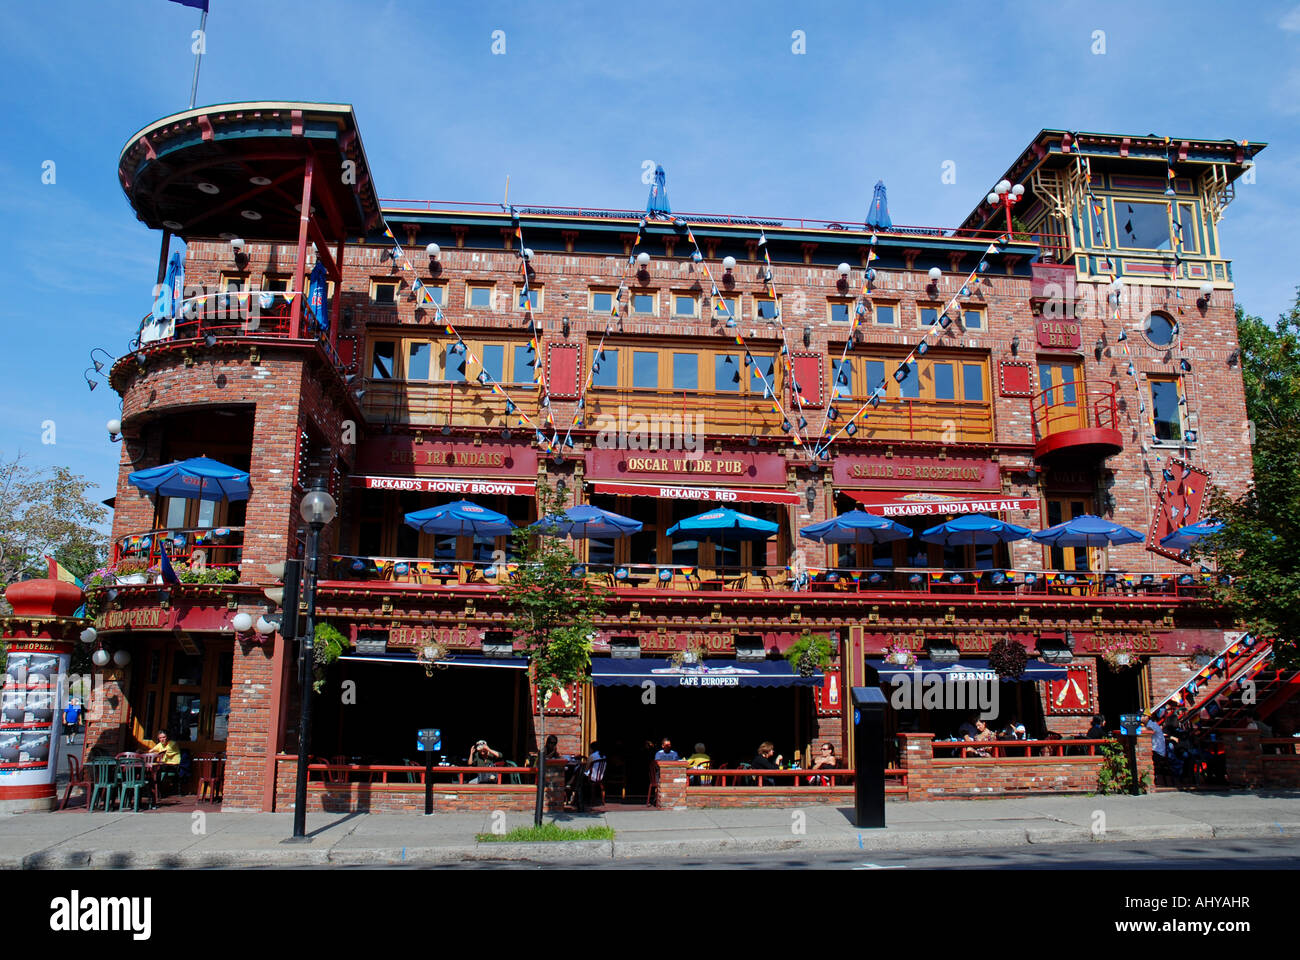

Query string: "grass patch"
[[476, 823, 615, 843]]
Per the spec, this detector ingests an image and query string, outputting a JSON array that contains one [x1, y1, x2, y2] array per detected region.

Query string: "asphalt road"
[[282, 837, 1300, 870]]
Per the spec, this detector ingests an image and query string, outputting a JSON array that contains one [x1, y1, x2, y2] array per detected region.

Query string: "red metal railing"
[[1030, 380, 1119, 441], [306, 761, 536, 785], [135, 294, 341, 369], [112, 526, 244, 572], [932, 738, 1112, 759]]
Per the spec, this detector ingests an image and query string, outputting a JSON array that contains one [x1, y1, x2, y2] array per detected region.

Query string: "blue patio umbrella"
[[646, 164, 671, 218], [307, 260, 330, 331], [866, 180, 892, 230], [152, 251, 184, 321], [666, 507, 778, 541], [530, 504, 642, 539], [1030, 514, 1143, 548], [921, 514, 1031, 546], [1160, 519, 1224, 551], [127, 456, 251, 502], [403, 500, 516, 536], [800, 510, 911, 544]]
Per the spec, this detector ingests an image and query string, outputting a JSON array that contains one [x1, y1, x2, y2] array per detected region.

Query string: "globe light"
[[255, 616, 278, 636], [425, 243, 440, 259], [928, 267, 943, 281], [231, 612, 254, 633], [80, 627, 97, 644], [995, 179, 1012, 194], [987, 193, 999, 205], [837, 263, 851, 276], [299, 487, 337, 526], [1011, 183, 1025, 196], [112, 649, 131, 667], [106, 419, 122, 438], [636, 252, 651, 266], [522, 248, 534, 260], [1199, 282, 1214, 297], [92, 649, 110, 668], [722, 256, 737, 270]]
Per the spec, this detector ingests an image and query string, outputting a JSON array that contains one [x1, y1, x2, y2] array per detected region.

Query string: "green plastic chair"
[[86, 758, 119, 812], [504, 759, 522, 785], [117, 759, 151, 812]]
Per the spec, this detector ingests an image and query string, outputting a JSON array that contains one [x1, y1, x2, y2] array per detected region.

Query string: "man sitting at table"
[[686, 743, 712, 785], [146, 730, 180, 765], [468, 740, 502, 784]]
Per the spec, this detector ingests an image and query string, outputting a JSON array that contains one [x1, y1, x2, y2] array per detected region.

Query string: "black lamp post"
[[289, 478, 336, 841]]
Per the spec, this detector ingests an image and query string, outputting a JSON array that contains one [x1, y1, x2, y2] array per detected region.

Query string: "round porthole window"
[[1144, 311, 1177, 347]]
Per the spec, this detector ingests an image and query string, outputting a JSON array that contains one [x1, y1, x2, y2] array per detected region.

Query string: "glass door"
[[1045, 497, 1095, 572], [131, 640, 234, 761], [1036, 360, 1085, 437]]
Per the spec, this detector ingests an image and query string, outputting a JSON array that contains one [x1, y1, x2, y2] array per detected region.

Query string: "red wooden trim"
[[590, 480, 801, 505], [290, 156, 313, 339], [790, 352, 825, 408]]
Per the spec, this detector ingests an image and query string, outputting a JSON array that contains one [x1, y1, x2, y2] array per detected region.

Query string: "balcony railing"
[[134, 293, 341, 369], [1029, 380, 1122, 459], [832, 395, 994, 444], [113, 526, 244, 573], [361, 379, 539, 429], [932, 738, 1111, 759]]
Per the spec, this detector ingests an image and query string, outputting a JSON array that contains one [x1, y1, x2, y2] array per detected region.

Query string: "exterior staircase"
[[1147, 634, 1299, 729]]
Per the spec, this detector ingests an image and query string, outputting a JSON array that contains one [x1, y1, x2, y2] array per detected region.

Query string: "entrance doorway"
[[1096, 660, 1145, 730], [129, 638, 234, 761]]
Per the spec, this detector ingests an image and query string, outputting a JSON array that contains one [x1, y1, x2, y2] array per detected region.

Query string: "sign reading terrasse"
[[355, 436, 537, 477], [832, 455, 999, 490]]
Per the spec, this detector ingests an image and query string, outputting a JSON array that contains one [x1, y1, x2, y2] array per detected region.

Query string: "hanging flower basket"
[[1101, 648, 1136, 672], [882, 643, 916, 669], [988, 638, 1028, 680]]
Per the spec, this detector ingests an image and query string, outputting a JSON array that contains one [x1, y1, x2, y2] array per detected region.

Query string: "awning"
[[590, 480, 801, 505], [356, 476, 537, 497], [845, 491, 1040, 517], [339, 653, 529, 670], [592, 658, 821, 687], [866, 658, 1067, 683]]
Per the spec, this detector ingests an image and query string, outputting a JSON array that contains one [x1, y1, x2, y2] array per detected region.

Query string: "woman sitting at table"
[[807, 742, 838, 786]]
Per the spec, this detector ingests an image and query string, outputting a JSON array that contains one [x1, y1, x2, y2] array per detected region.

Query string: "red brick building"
[[73, 103, 1299, 811]]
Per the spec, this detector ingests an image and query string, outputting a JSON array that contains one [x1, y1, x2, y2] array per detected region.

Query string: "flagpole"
[[188, 8, 207, 109]]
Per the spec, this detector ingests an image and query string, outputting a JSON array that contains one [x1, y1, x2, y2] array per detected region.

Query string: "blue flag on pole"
[[169, 0, 210, 10], [159, 543, 183, 586]]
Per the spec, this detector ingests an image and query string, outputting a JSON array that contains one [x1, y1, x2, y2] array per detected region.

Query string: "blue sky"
[[1, 0, 1297, 505]]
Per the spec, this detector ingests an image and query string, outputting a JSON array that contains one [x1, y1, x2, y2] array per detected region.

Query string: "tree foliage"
[[0, 453, 108, 597]]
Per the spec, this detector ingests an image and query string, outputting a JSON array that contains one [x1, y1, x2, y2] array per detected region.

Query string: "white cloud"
[[1282, 5, 1300, 30]]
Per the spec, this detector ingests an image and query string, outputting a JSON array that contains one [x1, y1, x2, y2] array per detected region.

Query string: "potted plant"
[[670, 636, 707, 669], [881, 641, 916, 669], [1101, 648, 1137, 672], [988, 638, 1028, 680], [1183, 644, 1217, 669], [312, 622, 348, 692], [785, 632, 835, 677], [113, 560, 148, 585]]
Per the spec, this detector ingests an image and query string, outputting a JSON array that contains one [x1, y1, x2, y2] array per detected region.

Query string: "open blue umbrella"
[[866, 180, 892, 230], [530, 504, 642, 539], [1030, 514, 1143, 548], [921, 514, 1031, 546], [646, 164, 671, 218], [307, 259, 330, 332], [404, 500, 516, 536], [128, 457, 251, 502], [667, 507, 778, 541], [800, 510, 911, 544], [1160, 519, 1224, 551], [152, 251, 184, 321]]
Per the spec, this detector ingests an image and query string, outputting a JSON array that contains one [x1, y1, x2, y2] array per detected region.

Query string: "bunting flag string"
[[813, 242, 999, 459], [813, 235, 880, 444]]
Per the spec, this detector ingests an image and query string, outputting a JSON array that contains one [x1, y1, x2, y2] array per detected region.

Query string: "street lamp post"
[[289, 478, 336, 841], [987, 179, 1025, 237]]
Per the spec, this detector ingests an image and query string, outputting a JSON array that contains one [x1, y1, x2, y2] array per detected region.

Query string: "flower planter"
[[117, 574, 147, 586]]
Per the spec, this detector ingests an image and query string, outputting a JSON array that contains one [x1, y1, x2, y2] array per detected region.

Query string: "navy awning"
[[591, 658, 821, 688], [339, 653, 528, 670], [866, 658, 1067, 683]]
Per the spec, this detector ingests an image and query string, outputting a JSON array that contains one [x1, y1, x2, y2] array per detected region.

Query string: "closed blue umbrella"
[[866, 180, 892, 230], [1030, 514, 1143, 548], [800, 510, 911, 544], [921, 514, 1031, 546], [128, 456, 251, 502], [152, 252, 184, 321], [1160, 519, 1223, 551], [646, 164, 671, 218], [530, 504, 642, 539], [667, 507, 778, 541], [404, 500, 515, 536], [307, 260, 330, 332]]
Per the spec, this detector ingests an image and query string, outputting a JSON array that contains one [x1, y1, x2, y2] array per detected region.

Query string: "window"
[[919, 306, 942, 327], [407, 341, 433, 381], [592, 348, 618, 387], [631, 293, 656, 316], [896, 360, 919, 399], [962, 363, 985, 402], [1115, 199, 1172, 250], [590, 290, 614, 314], [749, 355, 776, 394], [712, 296, 738, 321], [829, 301, 852, 324], [370, 280, 398, 305], [672, 352, 699, 390], [220, 275, 246, 293], [443, 343, 467, 382], [933, 362, 956, 401], [831, 358, 853, 397], [480, 344, 505, 383], [873, 302, 896, 326], [865, 359, 887, 398], [633, 350, 659, 388], [512, 344, 536, 384], [715, 354, 741, 392], [1144, 311, 1177, 347], [1150, 377, 1184, 442], [261, 275, 290, 293], [962, 308, 984, 331], [466, 284, 494, 309], [1176, 203, 1200, 254], [515, 286, 542, 311], [421, 283, 446, 307], [673, 294, 698, 318], [754, 298, 778, 321], [371, 341, 395, 379]]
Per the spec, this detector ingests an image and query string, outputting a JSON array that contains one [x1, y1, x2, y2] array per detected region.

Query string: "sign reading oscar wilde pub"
[[585, 449, 800, 503]]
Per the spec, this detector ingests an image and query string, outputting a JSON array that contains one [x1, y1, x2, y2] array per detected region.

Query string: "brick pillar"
[[221, 635, 277, 810], [654, 759, 688, 810], [544, 758, 566, 811], [897, 732, 934, 802], [1220, 727, 1263, 789], [1134, 731, 1154, 791]]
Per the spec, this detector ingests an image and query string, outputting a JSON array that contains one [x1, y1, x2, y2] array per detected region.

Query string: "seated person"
[[964, 718, 997, 757], [1085, 714, 1108, 740], [685, 743, 712, 785], [146, 730, 181, 765], [653, 738, 679, 762], [751, 741, 783, 786], [808, 742, 838, 785], [956, 714, 980, 740], [575, 741, 606, 810], [467, 740, 502, 783], [543, 735, 561, 760]]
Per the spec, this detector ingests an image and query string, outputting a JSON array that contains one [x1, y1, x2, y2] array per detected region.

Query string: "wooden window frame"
[[870, 300, 899, 327], [629, 291, 658, 317], [513, 285, 544, 312], [671, 292, 699, 318], [370, 279, 400, 305], [465, 283, 496, 310]]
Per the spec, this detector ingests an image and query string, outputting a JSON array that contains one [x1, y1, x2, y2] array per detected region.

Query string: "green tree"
[[499, 480, 606, 826], [1195, 294, 1300, 668]]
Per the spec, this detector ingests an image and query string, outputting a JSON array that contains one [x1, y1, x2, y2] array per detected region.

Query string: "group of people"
[[652, 737, 841, 786]]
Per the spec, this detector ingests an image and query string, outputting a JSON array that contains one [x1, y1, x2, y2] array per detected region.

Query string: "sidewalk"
[[3, 791, 1298, 868]]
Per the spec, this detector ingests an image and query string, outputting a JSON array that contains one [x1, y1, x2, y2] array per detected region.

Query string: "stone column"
[[897, 732, 935, 802]]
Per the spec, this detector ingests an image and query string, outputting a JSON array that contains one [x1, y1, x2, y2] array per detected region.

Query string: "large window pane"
[[591, 291, 613, 313], [749, 355, 776, 394], [715, 354, 741, 392], [443, 344, 467, 382], [832, 358, 853, 397], [865, 360, 887, 398], [1178, 204, 1200, 254], [371, 341, 395, 379], [1151, 379, 1183, 440], [963, 364, 985, 402], [672, 352, 699, 390], [512, 344, 535, 383], [407, 341, 431, 381], [1116, 200, 1172, 250], [632, 294, 655, 315], [920, 307, 940, 326], [755, 299, 778, 320], [875, 304, 896, 326], [897, 361, 920, 399], [164, 497, 187, 529], [480, 343, 505, 382], [933, 362, 955, 400], [633, 351, 658, 388], [592, 348, 618, 387], [829, 302, 850, 323], [468, 286, 492, 307]]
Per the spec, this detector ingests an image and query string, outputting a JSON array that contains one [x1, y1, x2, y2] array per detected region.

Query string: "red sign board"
[[356, 437, 537, 478], [845, 491, 1039, 517], [1036, 319, 1082, 350], [358, 476, 536, 497], [1146, 458, 1210, 564], [832, 454, 999, 491], [585, 449, 787, 486], [590, 480, 800, 505], [1045, 665, 1093, 715]]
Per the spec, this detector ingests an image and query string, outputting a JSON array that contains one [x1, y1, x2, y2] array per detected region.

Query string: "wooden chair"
[[60, 754, 93, 810]]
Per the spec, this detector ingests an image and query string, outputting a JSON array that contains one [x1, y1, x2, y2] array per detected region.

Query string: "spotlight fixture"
[[561, 316, 570, 338], [803, 326, 812, 348], [1227, 348, 1240, 367], [1010, 335, 1020, 357], [1094, 337, 1105, 361], [84, 367, 98, 392]]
